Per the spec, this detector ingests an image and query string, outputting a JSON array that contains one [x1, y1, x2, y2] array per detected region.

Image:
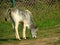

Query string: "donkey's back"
[[10, 8, 31, 23]]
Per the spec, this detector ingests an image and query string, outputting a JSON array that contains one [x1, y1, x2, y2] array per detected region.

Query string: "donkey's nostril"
[[32, 35, 37, 38]]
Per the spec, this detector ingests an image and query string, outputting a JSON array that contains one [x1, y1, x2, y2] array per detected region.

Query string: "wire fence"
[[0, 0, 60, 21], [0, 0, 58, 9]]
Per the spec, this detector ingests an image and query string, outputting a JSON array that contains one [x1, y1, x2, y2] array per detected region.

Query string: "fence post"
[[11, 0, 16, 7]]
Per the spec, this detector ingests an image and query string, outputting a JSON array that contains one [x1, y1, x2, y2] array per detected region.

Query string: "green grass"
[[0, 18, 60, 39]]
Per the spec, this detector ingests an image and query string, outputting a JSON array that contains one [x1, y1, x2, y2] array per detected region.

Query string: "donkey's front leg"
[[15, 22, 21, 40], [23, 23, 26, 39]]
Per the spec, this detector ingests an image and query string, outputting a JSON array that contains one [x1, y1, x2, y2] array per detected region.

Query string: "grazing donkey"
[[5, 8, 38, 40]]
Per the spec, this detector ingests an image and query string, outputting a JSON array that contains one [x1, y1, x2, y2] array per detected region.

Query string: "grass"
[[0, 18, 60, 45]]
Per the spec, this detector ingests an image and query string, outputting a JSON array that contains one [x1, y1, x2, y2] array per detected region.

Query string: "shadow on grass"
[[0, 37, 31, 42], [0, 38, 18, 42]]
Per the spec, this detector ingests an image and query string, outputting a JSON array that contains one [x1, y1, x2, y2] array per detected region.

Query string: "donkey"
[[5, 8, 38, 40]]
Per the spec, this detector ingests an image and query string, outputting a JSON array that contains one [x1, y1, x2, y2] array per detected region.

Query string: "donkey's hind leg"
[[14, 22, 21, 40], [23, 21, 27, 39]]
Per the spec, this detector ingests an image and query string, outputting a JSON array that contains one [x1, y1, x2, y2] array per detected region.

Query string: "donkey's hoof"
[[18, 38, 21, 40], [23, 37, 26, 39], [17, 39, 21, 40], [16, 38, 21, 40]]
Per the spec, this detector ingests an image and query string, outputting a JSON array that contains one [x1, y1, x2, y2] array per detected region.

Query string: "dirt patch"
[[0, 37, 60, 45]]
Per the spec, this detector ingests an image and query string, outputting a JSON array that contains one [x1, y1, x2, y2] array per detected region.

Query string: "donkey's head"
[[30, 24, 38, 38]]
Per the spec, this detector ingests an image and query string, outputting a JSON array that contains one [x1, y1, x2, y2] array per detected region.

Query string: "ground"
[[0, 37, 60, 45], [0, 26, 60, 45]]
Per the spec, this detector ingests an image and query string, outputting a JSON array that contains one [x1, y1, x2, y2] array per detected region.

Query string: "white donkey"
[[5, 8, 38, 40]]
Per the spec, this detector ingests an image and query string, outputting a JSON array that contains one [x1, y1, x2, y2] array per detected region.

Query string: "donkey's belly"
[[11, 13, 22, 22]]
